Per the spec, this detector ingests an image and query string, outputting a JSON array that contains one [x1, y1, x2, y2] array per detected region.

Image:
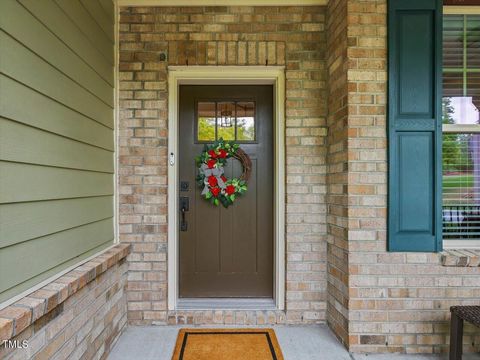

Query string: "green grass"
[[443, 174, 474, 188]]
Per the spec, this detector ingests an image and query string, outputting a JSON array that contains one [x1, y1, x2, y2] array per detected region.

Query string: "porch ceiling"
[[116, 0, 328, 6]]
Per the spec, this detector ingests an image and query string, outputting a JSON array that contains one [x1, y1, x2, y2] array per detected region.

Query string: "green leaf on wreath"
[[219, 197, 227, 208]]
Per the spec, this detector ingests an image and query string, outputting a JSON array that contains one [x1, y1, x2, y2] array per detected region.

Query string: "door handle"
[[181, 206, 186, 223], [180, 197, 189, 231]]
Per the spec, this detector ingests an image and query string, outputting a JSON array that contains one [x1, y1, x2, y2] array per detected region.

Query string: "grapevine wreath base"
[[195, 138, 251, 208]]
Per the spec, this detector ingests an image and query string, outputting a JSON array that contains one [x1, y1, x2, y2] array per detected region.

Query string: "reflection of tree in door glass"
[[198, 117, 216, 141], [197, 102, 216, 141], [197, 101, 255, 142], [236, 102, 255, 141]]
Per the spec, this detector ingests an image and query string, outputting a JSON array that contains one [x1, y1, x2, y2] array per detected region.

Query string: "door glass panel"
[[217, 102, 235, 141], [236, 102, 255, 141], [197, 102, 216, 141], [196, 100, 256, 142]]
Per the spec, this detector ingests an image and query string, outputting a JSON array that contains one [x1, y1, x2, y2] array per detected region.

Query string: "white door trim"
[[167, 66, 286, 311]]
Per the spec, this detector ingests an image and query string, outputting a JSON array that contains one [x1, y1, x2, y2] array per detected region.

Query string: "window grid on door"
[[196, 101, 256, 143]]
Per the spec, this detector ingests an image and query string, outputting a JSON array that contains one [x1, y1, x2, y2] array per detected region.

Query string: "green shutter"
[[388, 0, 443, 252]]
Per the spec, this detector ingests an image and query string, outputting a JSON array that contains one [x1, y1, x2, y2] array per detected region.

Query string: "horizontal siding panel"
[[0, 118, 114, 172], [0, 241, 111, 304], [79, 0, 114, 42], [0, 75, 113, 151], [0, 218, 113, 295], [0, 32, 113, 128], [98, 0, 114, 21], [0, 162, 113, 204], [54, 0, 114, 62], [0, 196, 113, 248], [0, 0, 113, 107], [16, 0, 114, 84]]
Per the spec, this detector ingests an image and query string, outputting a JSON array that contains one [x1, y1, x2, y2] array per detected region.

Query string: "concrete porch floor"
[[108, 325, 480, 360]]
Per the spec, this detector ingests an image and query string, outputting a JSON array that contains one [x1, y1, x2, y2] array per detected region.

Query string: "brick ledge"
[[441, 249, 480, 267], [0, 243, 130, 342]]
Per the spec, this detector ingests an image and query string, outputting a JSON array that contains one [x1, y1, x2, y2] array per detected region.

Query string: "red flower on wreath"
[[196, 139, 248, 208], [208, 176, 218, 187], [211, 187, 221, 197], [207, 159, 216, 169], [226, 185, 236, 195], [218, 149, 228, 158]]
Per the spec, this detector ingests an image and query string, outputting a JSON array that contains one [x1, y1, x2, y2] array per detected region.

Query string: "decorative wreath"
[[195, 138, 251, 208]]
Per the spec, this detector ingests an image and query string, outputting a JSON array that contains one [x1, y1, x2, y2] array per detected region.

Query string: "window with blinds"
[[442, 13, 480, 241]]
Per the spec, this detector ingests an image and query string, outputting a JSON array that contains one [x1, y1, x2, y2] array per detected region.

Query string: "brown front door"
[[179, 85, 273, 298]]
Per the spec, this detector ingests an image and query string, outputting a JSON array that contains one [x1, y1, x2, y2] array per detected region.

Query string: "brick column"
[[326, 0, 350, 347], [344, 0, 387, 350]]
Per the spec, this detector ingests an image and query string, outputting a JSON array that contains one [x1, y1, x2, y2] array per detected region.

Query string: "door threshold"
[[177, 298, 276, 310]]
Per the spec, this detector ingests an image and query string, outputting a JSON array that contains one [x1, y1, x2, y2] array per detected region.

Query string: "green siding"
[[0, 163, 114, 203], [18, 0, 114, 85], [0, 118, 114, 172], [0, 0, 115, 303], [54, 0, 114, 62], [1, 0, 114, 106], [0, 196, 114, 248], [79, 0, 115, 42], [1, 32, 113, 126], [388, 0, 443, 252], [0, 75, 114, 151]]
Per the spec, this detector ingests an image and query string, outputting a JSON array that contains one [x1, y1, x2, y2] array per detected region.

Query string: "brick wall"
[[0, 246, 128, 360], [118, 5, 328, 325], [119, 2, 480, 354], [336, 0, 480, 354], [326, 0, 350, 347]]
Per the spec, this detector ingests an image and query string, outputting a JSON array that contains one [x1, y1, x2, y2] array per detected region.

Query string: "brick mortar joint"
[[0, 243, 130, 341], [441, 249, 480, 267]]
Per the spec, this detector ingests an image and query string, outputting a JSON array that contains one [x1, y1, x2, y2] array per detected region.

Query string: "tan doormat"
[[172, 328, 284, 360]]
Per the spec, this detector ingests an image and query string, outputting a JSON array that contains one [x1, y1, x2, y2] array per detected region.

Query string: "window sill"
[[0, 243, 130, 342], [441, 249, 480, 267]]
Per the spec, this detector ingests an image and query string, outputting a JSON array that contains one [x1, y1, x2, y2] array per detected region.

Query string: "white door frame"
[[167, 66, 286, 310]]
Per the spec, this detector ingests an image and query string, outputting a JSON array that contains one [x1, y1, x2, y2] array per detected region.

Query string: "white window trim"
[[167, 66, 286, 311], [443, 124, 480, 133], [444, 6, 480, 15], [444, 240, 480, 249]]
